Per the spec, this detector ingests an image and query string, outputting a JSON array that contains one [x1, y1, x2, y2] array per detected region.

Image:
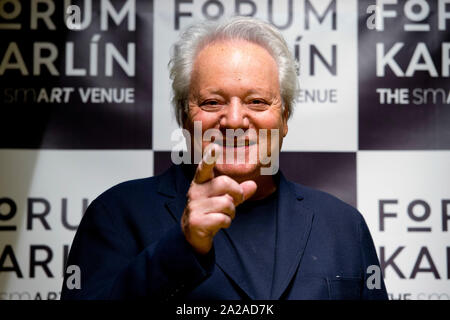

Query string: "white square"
[[153, 0, 358, 152], [0, 150, 153, 299], [357, 151, 450, 299]]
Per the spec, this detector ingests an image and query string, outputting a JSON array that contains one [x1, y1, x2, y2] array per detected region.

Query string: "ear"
[[282, 107, 289, 137]]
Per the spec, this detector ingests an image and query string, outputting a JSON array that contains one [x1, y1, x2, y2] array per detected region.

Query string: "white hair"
[[169, 16, 299, 126]]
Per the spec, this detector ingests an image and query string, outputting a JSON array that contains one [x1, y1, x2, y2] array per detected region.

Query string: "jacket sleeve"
[[358, 215, 389, 300], [60, 198, 215, 300]]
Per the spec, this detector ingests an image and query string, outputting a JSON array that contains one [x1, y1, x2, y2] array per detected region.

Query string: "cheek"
[[188, 111, 221, 150], [251, 112, 284, 130], [190, 110, 220, 129]]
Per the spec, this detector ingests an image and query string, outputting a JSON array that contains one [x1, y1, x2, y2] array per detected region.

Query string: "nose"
[[219, 98, 249, 129]]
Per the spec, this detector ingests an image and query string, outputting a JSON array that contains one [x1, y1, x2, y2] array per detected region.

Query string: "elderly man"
[[61, 17, 388, 300]]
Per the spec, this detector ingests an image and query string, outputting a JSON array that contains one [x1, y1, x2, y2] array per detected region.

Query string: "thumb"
[[240, 180, 257, 201]]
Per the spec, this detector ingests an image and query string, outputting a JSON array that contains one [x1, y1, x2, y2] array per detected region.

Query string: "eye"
[[200, 100, 223, 111], [247, 99, 269, 110]]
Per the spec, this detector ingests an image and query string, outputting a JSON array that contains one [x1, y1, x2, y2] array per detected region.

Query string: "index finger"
[[194, 144, 220, 184]]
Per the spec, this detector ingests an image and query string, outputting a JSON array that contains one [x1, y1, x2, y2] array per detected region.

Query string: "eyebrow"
[[198, 87, 272, 97]]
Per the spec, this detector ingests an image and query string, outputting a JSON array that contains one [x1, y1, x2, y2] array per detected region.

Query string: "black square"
[[280, 152, 357, 208], [0, 0, 153, 149], [358, 0, 450, 150]]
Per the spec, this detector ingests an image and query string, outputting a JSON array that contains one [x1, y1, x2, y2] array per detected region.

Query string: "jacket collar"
[[271, 172, 314, 299], [158, 164, 314, 300]]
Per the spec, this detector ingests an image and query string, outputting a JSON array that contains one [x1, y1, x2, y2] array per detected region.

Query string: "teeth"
[[213, 139, 256, 147], [217, 142, 255, 147]]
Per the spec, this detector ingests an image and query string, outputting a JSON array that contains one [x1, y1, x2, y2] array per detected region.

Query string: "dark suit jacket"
[[61, 164, 388, 300]]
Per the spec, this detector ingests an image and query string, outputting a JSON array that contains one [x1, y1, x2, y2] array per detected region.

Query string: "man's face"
[[185, 39, 288, 181]]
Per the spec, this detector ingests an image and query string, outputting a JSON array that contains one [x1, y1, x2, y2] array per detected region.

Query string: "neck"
[[247, 174, 278, 200]]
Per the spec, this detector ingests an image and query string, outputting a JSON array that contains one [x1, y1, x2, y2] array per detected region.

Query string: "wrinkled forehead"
[[190, 39, 280, 90], [193, 38, 278, 69]]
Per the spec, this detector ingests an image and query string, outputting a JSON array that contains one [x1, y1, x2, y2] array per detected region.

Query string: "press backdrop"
[[0, 0, 449, 300]]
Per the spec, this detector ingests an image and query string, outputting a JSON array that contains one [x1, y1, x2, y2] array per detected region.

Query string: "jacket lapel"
[[213, 230, 256, 299], [271, 173, 315, 300], [158, 164, 190, 222]]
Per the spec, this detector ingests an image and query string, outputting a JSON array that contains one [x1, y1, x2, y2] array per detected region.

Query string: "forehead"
[[191, 39, 279, 92]]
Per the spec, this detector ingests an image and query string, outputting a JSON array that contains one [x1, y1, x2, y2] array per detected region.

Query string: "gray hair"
[[169, 16, 299, 126]]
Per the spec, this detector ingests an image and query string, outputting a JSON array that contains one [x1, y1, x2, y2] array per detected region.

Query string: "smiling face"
[[185, 39, 288, 182]]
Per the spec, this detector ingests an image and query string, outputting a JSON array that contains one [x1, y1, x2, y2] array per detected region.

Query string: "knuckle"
[[218, 175, 232, 188], [186, 201, 195, 213], [220, 215, 232, 228], [188, 215, 197, 226], [211, 177, 220, 190], [189, 214, 202, 227], [219, 196, 232, 208], [224, 196, 235, 211], [187, 187, 199, 200], [229, 201, 236, 213]]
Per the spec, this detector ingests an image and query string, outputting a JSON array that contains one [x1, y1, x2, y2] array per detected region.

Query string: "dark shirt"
[[225, 190, 278, 300]]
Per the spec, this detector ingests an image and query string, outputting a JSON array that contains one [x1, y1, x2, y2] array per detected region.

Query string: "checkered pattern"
[[0, 0, 448, 299]]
